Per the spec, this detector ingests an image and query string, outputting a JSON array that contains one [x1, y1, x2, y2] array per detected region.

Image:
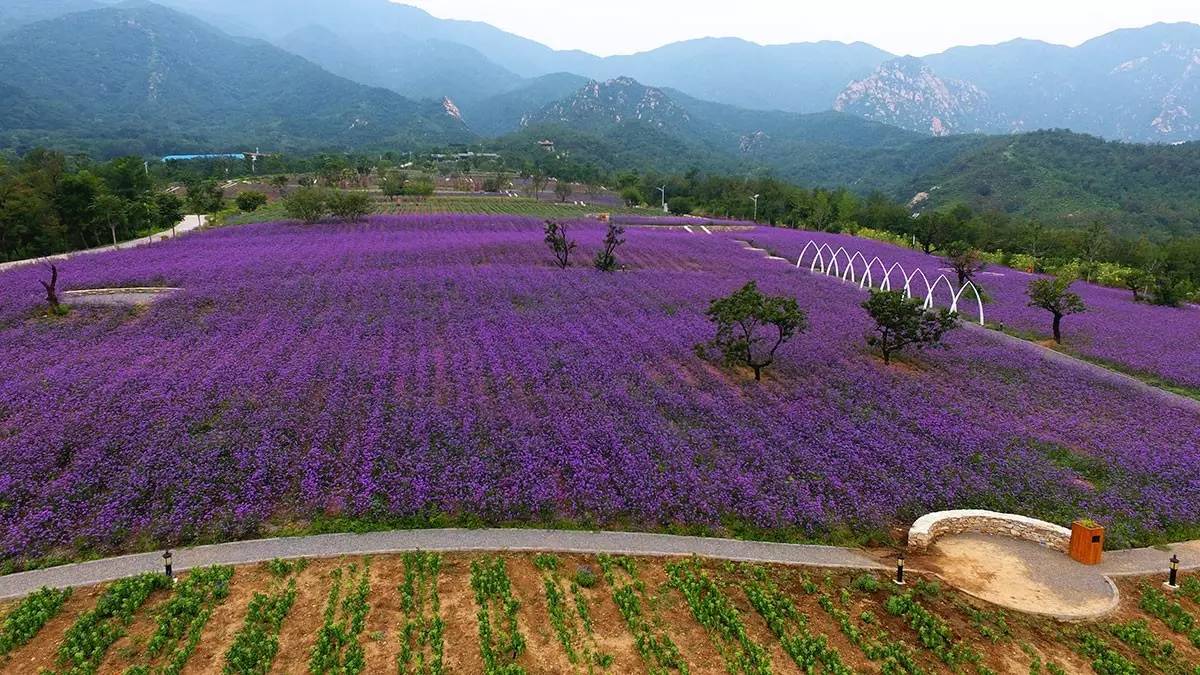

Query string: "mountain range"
[[3, 0, 1200, 234]]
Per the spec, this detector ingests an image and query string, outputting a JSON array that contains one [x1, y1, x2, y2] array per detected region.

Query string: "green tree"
[[543, 221, 576, 269], [553, 181, 573, 203], [862, 290, 958, 365], [667, 197, 694, 215], [92, 193, 127, 246], [699, 281, 809, 381], [283, 187, 329, 224], [379, 171, 407, 197], [1123, 269, 1153, 303], [942, 242, 986, 286], [621, 187, 643, 207], [235, 191, 269, 212], [270, 174, 290, 198], [1027, 276, 1086, 344], [53, 171, 102, 248], [153, 192, 185, 236], [326, 190, 372, 222], [99, 156, 152, 200]]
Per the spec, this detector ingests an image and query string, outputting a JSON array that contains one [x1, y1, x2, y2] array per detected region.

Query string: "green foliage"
[[397, 552, 445, 675], [222, 560, 305, 675], [740, 565, 852, 674], [1108, 619, 1184, 671], [535, 554, 611, 670], [553, 181, 574, 203], [380, 171, 408, 197], [138, 565, 234, 675], [597, 554, 688, 673], [573, 566, 598, 590], [1026, 276, 1086, 344], [816, 592, 923, 674], [284, 187, 330, 225], [0, 586, 72, 656], [469, 557, 527, 674], [667, 197, 694, 215], [308, 562, 371, 674], [884, 592, 978, 667], [665, 558, 771, 674], [849, 573, 881, 593], [402, 179, 436, 197], [234, 192, 268, 213], [57, 573, 172, 674], [699, 281, 809, 381], [326, 191, 372, 223], [862, 290, 959, 365]]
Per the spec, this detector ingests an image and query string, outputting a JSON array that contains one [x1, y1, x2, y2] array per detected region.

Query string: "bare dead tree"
[[40, 264, 60, 309]]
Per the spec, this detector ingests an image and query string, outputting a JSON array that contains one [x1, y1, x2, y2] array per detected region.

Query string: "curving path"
[[0, 215, 206, 273], [0, 528, 887, 600]]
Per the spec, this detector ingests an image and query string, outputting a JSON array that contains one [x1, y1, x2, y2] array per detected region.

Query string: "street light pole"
[[752, 194, 761, 222], [657, 186, 667, 213]]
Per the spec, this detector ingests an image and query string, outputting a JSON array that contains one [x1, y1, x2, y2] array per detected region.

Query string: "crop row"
[[533, 554, 612, 672], [0, 586, 72, 657], [470, 556, 527, 674], [222, 561, 305, 674], [56, 572, 173, 674], [128, 565, 234, 675], [739, 564, 852, 674], [598, 554, 688, 674], [665, 558, 771, 674], [398, 551, 446, 674], [309, 561, 372, 674]]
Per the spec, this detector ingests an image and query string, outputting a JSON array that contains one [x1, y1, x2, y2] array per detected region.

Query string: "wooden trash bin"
[[1069, 520, 1105, 565]]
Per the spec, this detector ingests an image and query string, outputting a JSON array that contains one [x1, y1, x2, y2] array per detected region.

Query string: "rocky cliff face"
[[834, 57, 998, 136], [522, 77, 695, 131]]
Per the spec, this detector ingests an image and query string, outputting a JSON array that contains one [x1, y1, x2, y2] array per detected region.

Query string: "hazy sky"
[[399, 0, 1200, 57]]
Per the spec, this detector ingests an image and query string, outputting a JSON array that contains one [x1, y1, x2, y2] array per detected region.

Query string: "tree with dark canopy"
[[544, 221, 576, 269], [699, 281, 809, 381], [943, 242, 986, 286], [1027, 276, 1086, 344], [862, 290, 958, 365]]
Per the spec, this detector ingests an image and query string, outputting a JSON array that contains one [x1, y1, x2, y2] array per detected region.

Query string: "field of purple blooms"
[[0, 215, 1197, 567], [744, 228, 1200, 392]]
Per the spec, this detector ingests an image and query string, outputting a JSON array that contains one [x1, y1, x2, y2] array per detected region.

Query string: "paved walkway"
[[0, 215, 206, 273], [0, 528, 886, 600]]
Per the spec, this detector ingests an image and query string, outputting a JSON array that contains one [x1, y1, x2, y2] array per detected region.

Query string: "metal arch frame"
[[845, 251, 870, 285], [924, 274, 957, 310], [863, 256, 890, 290], [827, 247, 852, 279], [883, 262, 908, 293], [815, 243, 839, 274], [904, 268, 932, 301], [798, 240, 823, 271], [952, 281, 986, 325]]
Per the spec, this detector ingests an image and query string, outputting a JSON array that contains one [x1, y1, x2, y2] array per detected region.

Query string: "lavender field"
[[745, 228, 1200, 392], [0, 215, 1197, 566]]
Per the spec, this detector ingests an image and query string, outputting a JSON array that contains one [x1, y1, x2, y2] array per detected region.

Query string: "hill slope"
[[0, 3, 473, 156]]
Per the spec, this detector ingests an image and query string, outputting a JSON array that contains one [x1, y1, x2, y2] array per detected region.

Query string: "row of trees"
[[700, 276, 1088, 380], [0, 150, 193, 261]]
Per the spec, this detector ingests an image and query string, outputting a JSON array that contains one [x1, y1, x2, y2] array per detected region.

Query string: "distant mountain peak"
[[522, 76, 693, 130], [834, 57, 995, 136]]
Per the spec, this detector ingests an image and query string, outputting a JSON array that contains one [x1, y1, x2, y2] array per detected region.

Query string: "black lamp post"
[[894, 552, 906, 586], [163, 549, 173, 580], [1166, 554, 1180, 590]]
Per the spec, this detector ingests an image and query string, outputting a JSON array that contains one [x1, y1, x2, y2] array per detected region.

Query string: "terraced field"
[[2, 553, 1199, 674]]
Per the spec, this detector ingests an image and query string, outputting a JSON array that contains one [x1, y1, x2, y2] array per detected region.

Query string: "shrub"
[[573, 566, 598, 589], [235, 191, 268, 212], [283, 187, 329, 225], [327, 191, 372, 222]]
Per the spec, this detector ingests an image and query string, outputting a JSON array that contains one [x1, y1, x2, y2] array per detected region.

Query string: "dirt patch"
[[437, 554, 484, 673], [361, 554, 404, 670], [271, 558, 339, 673], [637, 561, 724, 675], [97, 584, 175, 672], [180, 563, 276, 675], [504, 554, 576, 673]]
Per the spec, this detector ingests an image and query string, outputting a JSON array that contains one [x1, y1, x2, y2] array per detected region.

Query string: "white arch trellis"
[[791, 239, 985, 325]]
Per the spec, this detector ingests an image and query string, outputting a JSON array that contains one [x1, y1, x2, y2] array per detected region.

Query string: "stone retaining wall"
[[908, 509, 1071, 553]]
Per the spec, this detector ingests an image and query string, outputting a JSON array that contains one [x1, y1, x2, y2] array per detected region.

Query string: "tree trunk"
[[1052, 314, 1063, 344], [753, 366, 762, 381], [110, 225, 117, 246], [882, 350, 890, 365]]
